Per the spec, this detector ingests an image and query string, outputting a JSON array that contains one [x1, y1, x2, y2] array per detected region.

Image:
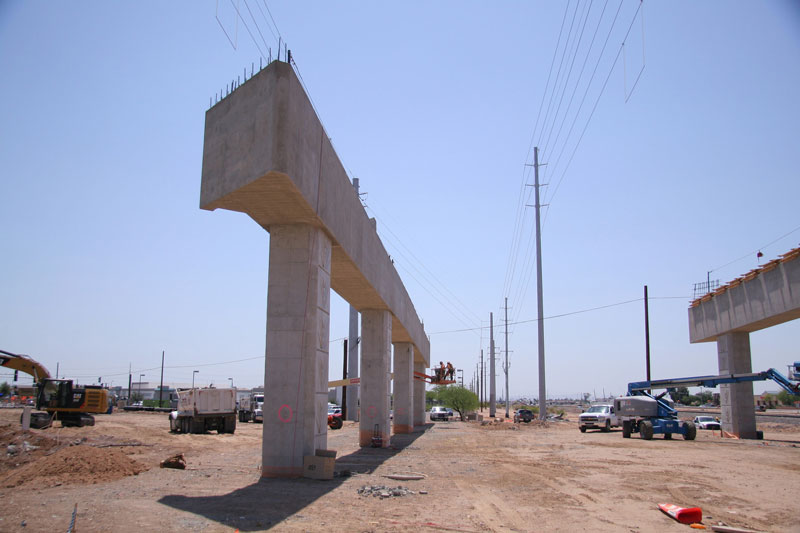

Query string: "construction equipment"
[[414, 368, 456, 386], [169, 387, 236, 434], [0, 349, 108, 428], [617, 366, 800, 441], [238, 392, 264, 423]]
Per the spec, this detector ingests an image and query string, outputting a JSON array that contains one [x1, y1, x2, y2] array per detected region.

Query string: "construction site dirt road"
[[0, 408, 798, 532]]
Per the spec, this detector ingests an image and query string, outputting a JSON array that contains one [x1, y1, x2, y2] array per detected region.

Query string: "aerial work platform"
[[414, 369, 456, 385]]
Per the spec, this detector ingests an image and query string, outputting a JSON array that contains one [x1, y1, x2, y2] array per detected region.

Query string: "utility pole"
[[489, 312, 496, 417], [533, 146, 547, 420], [479, 351, 484, 412], [158, 350, 165, 408], [644, 285, 651, 390], [342, 339, 348, 418], [503, 297, 510, 418], [346, 177, 360, 421], [127, 363, 132, 403]]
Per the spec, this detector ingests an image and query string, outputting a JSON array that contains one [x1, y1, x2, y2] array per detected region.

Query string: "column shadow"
[[158, 425, 432, 531]]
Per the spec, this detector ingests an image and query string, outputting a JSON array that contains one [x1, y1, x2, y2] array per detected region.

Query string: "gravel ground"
[[0, 407, 798, 532]]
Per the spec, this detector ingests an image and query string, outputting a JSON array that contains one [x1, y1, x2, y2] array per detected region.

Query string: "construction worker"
[[437, 361, 446, 382], [446, 362, 455, 381]]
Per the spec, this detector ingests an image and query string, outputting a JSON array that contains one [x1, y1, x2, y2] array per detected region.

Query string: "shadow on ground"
[[158, 425, 432, 531]]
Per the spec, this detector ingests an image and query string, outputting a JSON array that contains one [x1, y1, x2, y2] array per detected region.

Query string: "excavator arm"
[[0, 349, 52, 383]]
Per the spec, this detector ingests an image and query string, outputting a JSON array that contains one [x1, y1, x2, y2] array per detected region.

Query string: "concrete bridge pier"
[[717, 332, 757, 439], [262, 225, 331, 477], [392, 343, 414, 434], [359, 310, 392, 447], [414, 361, 426, 428]]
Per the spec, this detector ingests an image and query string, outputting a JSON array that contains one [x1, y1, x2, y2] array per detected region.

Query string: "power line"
[[366, 202, 482, 327], [542, 0, 639, 218], [431, 295, 689, 336], [710, 224, 800, 273]]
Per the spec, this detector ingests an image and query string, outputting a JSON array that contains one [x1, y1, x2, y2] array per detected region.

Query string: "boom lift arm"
[[628, 368, 800, 397]]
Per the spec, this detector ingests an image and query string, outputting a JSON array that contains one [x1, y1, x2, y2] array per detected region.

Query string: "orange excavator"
[[0, 349, 108, 428]]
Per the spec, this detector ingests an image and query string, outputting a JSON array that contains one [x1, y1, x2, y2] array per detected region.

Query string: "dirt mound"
[[0, 422, 61, 475], [1, 445, 148, 488]]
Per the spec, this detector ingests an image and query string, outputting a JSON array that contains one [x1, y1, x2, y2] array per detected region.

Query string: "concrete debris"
[[357, 485, 416, 498], [160, 453, 186, 470]]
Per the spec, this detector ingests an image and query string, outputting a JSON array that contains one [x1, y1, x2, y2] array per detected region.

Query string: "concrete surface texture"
[[689, 248, 799, 438], [359, 310, 392, 447], [689, 250, 800, 343], [716, 332, 757, 438], [261, 225, 331, 476], [392, 343, 414, 434], [413, 361, 426, 427], [200, 60, 432, 472], [200, 60, 429, 364]]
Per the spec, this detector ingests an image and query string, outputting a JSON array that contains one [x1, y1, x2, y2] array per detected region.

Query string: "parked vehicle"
[[693, 415, 720, 430], [430, 406, 452, 421], [618, 367, 799, 441], [514, 409, 534, 423], [239, 393, 264, 423], [169, 388, 236, 434], [579, 404, 619, 433]]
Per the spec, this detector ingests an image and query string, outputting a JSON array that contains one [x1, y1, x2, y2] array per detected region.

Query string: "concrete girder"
[[201, 61, 429, 366]]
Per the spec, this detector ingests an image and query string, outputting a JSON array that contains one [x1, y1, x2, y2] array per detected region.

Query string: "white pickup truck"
[[578, 404, 619, 433]]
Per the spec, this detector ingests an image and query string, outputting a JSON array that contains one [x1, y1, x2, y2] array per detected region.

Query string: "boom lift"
[[0, 349, 109, 428], [616, 364, 800, 441]]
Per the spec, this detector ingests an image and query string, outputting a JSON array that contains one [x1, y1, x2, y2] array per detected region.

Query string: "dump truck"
[[238, 392, 264, 423], [168, 387, 236, 434]]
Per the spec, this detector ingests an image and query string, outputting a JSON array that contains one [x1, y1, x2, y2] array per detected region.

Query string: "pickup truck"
[[429, 406, 452, 421], [578, 404, 619, 433]]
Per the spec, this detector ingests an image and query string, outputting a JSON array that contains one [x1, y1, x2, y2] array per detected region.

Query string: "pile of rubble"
[[357, 485, 425, 498]]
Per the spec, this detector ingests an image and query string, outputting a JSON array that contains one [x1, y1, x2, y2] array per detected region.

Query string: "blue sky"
[[1, 1, 798, 399]]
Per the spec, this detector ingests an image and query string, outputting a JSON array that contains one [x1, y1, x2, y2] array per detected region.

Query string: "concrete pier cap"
[[200, 60, 430, 474], [688, 247, 800, 439]]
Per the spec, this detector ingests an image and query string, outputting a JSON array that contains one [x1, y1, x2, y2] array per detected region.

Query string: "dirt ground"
[[0, 408, 798, 533]]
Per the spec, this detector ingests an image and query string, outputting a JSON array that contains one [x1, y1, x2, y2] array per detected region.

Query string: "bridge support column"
[[414, 361, 426, 427], [393, 343, 414, 434], [262, 225, 331, 477], [717, 331, 757, 439], [359, 309, 392, 447]]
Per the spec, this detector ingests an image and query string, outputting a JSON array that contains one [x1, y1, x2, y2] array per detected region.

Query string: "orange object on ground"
[[658, 503, 702, 524]]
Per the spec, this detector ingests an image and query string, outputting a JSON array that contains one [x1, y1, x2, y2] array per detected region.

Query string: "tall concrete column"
[[359, 309, 392, 447], [393, 343, 414, 434], [346, 307, 359, 421], [413, 361, 426, 427], [262, 225, 331, 477], [717, 332, 757, 439]]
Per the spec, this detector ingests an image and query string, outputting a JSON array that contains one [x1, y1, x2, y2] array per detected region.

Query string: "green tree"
[[0, 382, 11, 397], [698, 391, 714, 405], [438, 386, 478, 421], [670, 387, 690, 404], [777, 389, 800, 406]]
